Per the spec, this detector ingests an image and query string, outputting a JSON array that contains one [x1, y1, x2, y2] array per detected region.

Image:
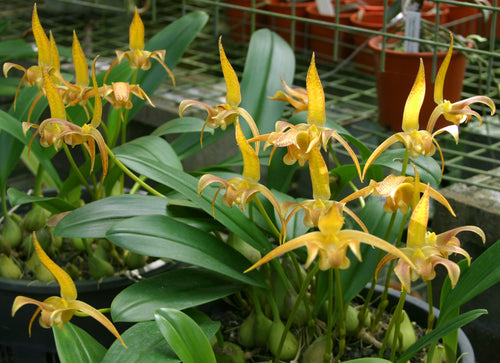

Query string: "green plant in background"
[[0, 4, 208, 281], [3, 3, 500, 363]]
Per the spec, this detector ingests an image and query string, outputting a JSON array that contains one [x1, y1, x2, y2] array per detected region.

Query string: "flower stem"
[[62, 144, 95, 199], [254, 196, 280, 239], [379, 288, 408, 358], [274, 263, 319, 363], [106, 147, 165, 197], [334, 268, 346, 361], [426, 280, 435, 333]]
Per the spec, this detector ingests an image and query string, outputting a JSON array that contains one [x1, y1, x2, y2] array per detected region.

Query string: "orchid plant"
[[0, 6, 207, 280], [3, 4, 500, 363]]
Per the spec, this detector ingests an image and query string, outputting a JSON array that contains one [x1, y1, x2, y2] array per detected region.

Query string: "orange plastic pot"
[[266, 1, 314, 50], [226, 0, 268, 43], [350, 3, 450, 72], [368, 35, 467, 132], [305, 2, 358, 61]]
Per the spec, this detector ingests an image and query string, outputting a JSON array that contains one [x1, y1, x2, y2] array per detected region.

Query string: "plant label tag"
[[316, 0, 335, 16], [404, 11, 421, 53]]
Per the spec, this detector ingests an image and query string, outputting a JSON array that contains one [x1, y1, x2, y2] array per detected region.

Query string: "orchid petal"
[[236, 120, 260, 183], [309, 147, 331, 201], [337, 230, 415, 269], [130, 8, 145, 50], [325, 130, 362, 180], [33, 233, 77, 301], [435, 225, 485, 246], [433, 257, 461, 288], [407, 186, 430, 248], [306, 54, 325, 126], [244, 232, 323, 273], [402, 58, 425, 132], [71, 300, 127, 347], [219, 37, 241, 107], [43, 69, 66, 120], [90, 57, 102, 128], [48, 32, 60, 74], [434, 34, 453, 105], [150, 53, 176, 86], [362, 134, 401, 180], [72, 31, 89, 87], [32, 4, 51, 67]]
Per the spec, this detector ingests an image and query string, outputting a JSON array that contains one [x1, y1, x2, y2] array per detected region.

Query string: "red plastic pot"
[[266, 1, 314, 50], [305, 2, 358, 61], [368, 35, 467, 132], [225, 0, 268, 43], [349, 3, 450, 72], [446, 4, 481, 37]]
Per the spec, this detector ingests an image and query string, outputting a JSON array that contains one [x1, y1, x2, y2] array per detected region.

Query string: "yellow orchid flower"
[[362, 58, 458, 180], [23, 59, 108, 177], [198, 120, 280, 218], [3, 4, 61, 108], [251, 54, 361, 178], [376, 186, 484, 292], [427, 35, 495, 132], [101, 81, 154, 110], [12, 233, 126, 347], [179, 37, 259, 145], [269, 76, 308, 114], [106, 7, 175, 85], [363, 38, 496, 180], [58, 30, 92, 108], [245, 203, 415, 272], [341, 172, 455, 216]]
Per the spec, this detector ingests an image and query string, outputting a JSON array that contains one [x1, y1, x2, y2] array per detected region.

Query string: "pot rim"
[[371, 284, 475, 363], [368, 34, 462, 58], [0, 259, 170, 294]]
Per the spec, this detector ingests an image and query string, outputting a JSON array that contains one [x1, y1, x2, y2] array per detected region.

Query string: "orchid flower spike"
[[12, 233, 126, 347], [179, 37, 259, 146], [376, 186, 484, 292]]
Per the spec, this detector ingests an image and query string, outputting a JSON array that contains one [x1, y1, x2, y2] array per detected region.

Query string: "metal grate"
[[1, 0, 499, 192]]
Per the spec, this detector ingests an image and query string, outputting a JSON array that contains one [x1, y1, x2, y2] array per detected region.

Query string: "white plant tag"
[[316, 0, 335, 16], [404, 11, 421, 53]]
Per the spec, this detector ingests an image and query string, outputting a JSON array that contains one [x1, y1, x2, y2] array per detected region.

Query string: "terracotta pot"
[[225, 0, 268, 43], [478, 1, 500, 39], [368, 35, 467, 132], [266, 1, 315, 49], [305, 2, 358, 61], [344, 0, 395, 13], [349, 4, 450, 72], [446, 4, 481, 37]]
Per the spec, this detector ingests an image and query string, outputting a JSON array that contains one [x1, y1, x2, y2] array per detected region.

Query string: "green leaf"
[[240, 29, 295, 134], [367, 148, 441, 184], [437, 240, 500, 325], [115, 154, 272, 254], [102, 321, 180, 363], [153, 117, 214, 136], [113, 135, 183, 170], [7, 187, 77, 214], [0, 89, 62, 188], [112, 267, 243, 322], [344, 359, 392, 363], [106, 214, 264, 287], [154, 308, 217, 363], [395, 309, 487, 363], [54, 194, 169, 238], [53, 322, 106, 363]]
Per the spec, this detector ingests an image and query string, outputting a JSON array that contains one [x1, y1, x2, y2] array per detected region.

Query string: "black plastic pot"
[[372, 284, 475, 363], [0, 260, 170, 363]]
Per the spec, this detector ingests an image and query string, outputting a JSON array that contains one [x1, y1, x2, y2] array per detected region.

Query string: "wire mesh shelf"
[[1, 0, 499, 193]]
